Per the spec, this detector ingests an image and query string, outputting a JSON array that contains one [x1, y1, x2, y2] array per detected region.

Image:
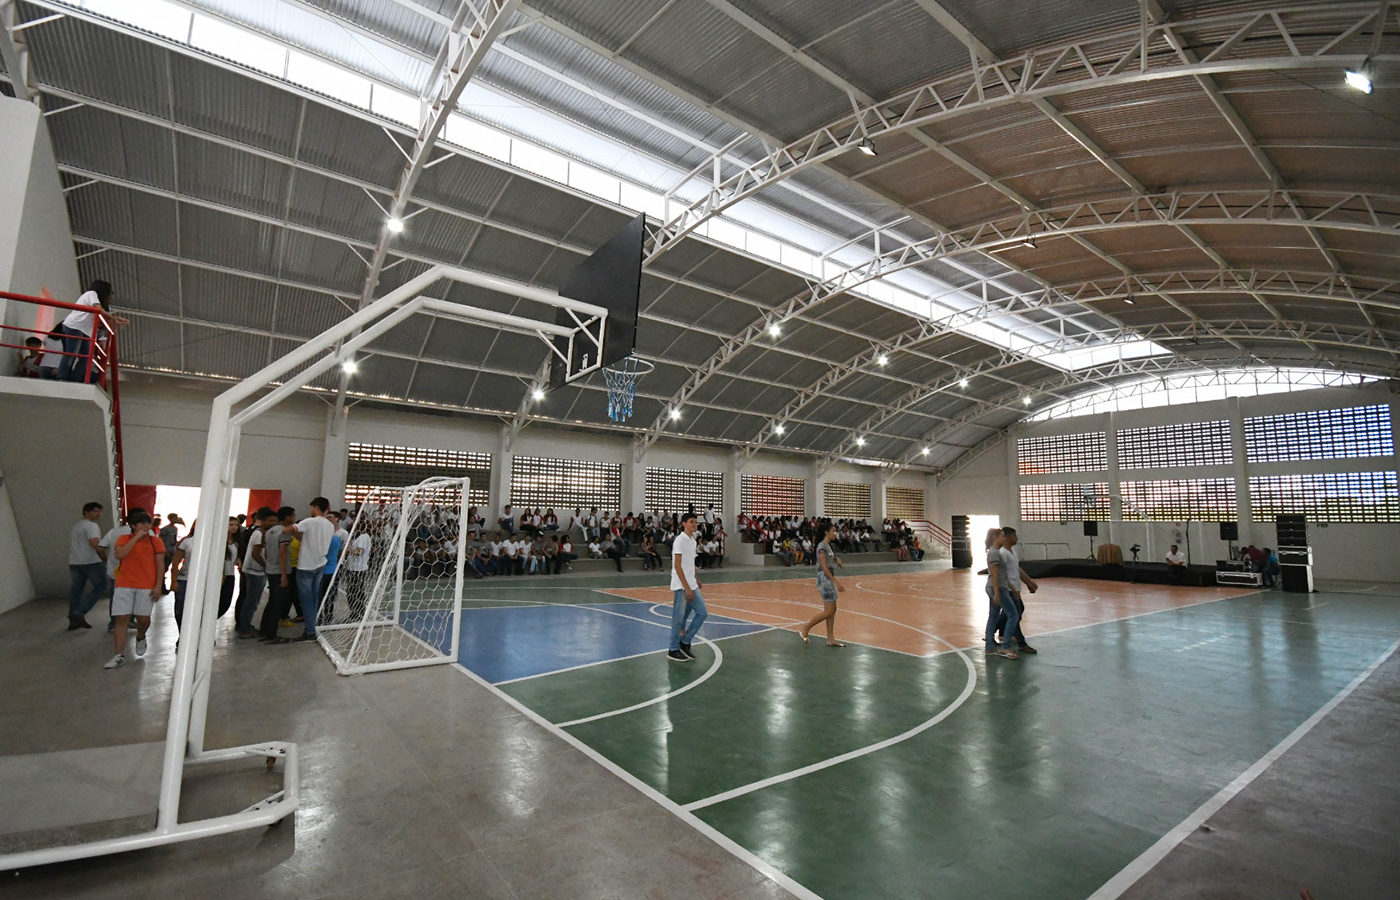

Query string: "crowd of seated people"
[[340, 503, 727, 578], [736, 514, 928, 564]]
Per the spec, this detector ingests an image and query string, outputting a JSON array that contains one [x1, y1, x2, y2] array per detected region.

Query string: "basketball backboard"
[[549, 213, 645, 388]]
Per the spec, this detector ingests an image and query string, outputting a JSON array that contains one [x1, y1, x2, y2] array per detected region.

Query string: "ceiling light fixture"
[[921, 446, 929, 456], [855, 436, 865, 447], [857, 137, 877, 156], [340, 359, 358, 374], [670, 408, 681, 421], [1018, 236, 1037, 249], [876, 353, 888, 366], [531, 387, 545, 401], [1022, 395, 1032, 405], [768, 322, 782, 338], [386, 216, 405, 234], [774, 423, 785, 435], [959, 377, 969, 388], [1345, 59, 1373, 94], [1124, 294, 1135, 305]]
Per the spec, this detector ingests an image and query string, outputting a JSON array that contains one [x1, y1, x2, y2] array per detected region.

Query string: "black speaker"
[[1220, 521, 1238, 541], [1276, 514, 1308, 548], [1083, 521, 1098, 537], [1281, 565, 1314, 593], [950, 515, 972, 569]]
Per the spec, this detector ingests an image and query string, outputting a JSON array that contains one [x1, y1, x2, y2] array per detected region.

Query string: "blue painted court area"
[[456, 601, 767, 683]]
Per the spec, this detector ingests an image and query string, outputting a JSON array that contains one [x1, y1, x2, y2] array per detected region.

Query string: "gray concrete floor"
[[0, 595, 795, 900]]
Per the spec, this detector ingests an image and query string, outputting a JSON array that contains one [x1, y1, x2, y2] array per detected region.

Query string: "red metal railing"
[[0, 290, 126, 515]]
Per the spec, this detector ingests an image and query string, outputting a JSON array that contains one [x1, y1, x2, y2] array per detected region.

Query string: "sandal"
[[799, 631, 810, 645], [826, 641, 846, 648]]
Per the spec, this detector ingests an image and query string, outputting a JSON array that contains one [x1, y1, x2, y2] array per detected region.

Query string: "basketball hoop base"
[[602, 357, 653, 422]]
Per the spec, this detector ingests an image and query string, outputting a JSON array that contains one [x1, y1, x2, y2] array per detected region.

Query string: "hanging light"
[[340, 358, 358, 374], [531, 387, 545, 401], [1345, 59, 1373, 94], [386, 216, 405, 234], [876, 353, 888, 366], [855, 435, 865, 447], [857, 137, 877, 156], [774, 423, 785, 435], [959, 377, 969, 388], [670, 408, 681, 421], [768, 322, 782, 338]]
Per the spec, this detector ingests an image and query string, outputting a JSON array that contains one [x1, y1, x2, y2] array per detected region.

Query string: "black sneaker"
[[67, 614, 84, 631], [679, 642, 696, 660], [1017, 643, 1038, 654], [264, 635, 292, 645], [291, 633, 317, 643], [667, 649, 691, 663]]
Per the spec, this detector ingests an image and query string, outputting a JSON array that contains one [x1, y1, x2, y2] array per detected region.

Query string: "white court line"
[[1087, 635, 1400, 900], [684, 611, 977, 812], [558, 638, 725, 728], [451, 662, 826, 900], [493, 627, 776, 686]]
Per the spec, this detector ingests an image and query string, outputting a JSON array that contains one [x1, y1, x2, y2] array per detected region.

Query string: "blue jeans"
[[984, 586, 1019, 650], [296, 569, 323, 635], [236, 573, 266, 632], [670, 587, 707, 651], [68, 563, 106, 617], [56, 324, 94, 382]]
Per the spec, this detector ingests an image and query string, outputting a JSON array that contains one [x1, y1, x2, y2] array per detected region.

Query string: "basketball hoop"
[[602, 356, 653, 422]]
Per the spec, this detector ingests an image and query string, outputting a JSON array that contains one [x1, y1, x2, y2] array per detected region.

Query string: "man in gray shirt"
[[983, 527, 1022, 659], [68, 501, 106, 629]]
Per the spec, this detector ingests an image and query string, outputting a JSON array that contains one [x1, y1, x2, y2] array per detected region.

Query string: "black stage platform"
[[1019, 557, 1219, 588]]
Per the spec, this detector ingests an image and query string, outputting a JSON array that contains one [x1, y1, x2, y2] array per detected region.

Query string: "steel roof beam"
[[640, 2, 1398, 262], [638, 185, 1400, 455], [0, 0, 39, 102], [743, 267, 1400, 459]]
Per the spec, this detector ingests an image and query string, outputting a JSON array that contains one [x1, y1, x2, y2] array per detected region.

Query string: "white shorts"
[[111, 587, 154, 617]]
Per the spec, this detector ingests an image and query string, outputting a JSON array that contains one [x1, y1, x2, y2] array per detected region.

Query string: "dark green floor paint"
[[494, 589, 1400, 900]]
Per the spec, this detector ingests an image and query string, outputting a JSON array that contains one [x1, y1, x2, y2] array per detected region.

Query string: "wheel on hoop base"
[[602, 356, 654, 423]]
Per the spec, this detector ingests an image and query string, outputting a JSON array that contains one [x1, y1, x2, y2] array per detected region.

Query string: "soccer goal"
[[316, 477, 469, 675]]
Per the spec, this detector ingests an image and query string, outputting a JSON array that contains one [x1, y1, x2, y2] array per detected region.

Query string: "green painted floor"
[[478, 583, 1400, 900]]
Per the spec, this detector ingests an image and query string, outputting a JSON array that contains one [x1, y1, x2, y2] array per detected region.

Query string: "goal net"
[[316, 477, 468, 675]]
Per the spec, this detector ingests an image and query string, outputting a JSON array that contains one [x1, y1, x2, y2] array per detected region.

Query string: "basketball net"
[[602, 356, 653, 422]]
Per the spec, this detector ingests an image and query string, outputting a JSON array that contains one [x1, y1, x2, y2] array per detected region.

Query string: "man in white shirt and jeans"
[[668, 513, 707, 663], [283, 497, 334, 642], [68, 501, 107, 629]]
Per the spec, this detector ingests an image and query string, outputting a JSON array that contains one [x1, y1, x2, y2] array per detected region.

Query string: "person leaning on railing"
[[55, 280, 128, 383]]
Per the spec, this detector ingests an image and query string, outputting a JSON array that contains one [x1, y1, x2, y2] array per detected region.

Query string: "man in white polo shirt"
[[283, 497, 333, 642], [668, 513, 706, 663]]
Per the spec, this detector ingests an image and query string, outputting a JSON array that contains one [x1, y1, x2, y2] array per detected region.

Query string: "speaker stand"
[[1087, 534, 1096, 560]]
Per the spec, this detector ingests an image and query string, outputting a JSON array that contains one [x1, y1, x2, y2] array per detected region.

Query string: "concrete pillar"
[[1228, 397, 1252, 543], [494, 424, 513, 519], [319, 404, 350, 506], [1105, 411, 1120, 544], [725, 449, 742, 519], [806, 459, 820, 516], [625, 437, 647, 516], [870, 467, 888, 524]]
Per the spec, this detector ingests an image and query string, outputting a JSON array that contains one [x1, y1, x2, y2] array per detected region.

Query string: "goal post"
[[316, 477, 469, 675]]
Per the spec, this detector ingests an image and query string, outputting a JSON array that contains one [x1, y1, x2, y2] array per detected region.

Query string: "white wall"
[[120, 378, 327, 511], [0, 98, 81, 373], [0, 460, 37, 614], [933, 383, 1400, 584]]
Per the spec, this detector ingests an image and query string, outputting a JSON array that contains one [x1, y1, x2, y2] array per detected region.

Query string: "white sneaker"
[[135, 638, 147, 658], [104, 654, 125, 669]]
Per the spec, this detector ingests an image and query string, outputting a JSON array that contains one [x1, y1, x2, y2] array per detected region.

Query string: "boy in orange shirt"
[[108, 510, 165, 669]]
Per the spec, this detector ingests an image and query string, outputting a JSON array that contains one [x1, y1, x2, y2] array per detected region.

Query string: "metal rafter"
[[0, 0, 40, 102], [743, 268, 1400, 460], [640, 2, 1398, 262], [639, 186, 1400, 455], [884, 334, 1400, 475]]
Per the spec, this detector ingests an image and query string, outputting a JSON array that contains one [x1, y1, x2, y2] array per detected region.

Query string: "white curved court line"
[[557, 637, 724, 728], [683, 607, 978, 812], [452, 662, 825, 900]]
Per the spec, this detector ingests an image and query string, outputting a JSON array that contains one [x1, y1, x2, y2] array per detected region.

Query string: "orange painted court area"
[[605, 570, 1256, 656]]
